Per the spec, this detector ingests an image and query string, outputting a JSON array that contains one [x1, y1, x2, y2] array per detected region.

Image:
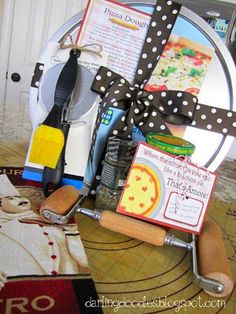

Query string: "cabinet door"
[[4, 0, 87, 108]]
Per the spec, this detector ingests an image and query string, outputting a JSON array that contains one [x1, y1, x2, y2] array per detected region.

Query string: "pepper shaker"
[[95, 136, 137, 211]]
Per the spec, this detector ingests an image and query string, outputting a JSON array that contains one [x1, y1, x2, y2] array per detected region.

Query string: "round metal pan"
[[30, 0, 236, 171], [38, 63, 97, 120]]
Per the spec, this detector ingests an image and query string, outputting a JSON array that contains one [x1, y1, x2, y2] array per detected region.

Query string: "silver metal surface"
[[41, 199, 225, 294], [31, 0, 236, 171], [42, 210, 71, 224], [42, 195, 101, 224], [42, 207, 102, 223], [191, 234, 225, 294], [42, 195, 86, 224], [77, 208, 102, 221], [165, 232, 225, 294], [39, 63, 97, 121], [165, 233, 192, 250]]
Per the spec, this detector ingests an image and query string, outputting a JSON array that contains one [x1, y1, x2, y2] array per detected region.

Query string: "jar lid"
[[146, 133, 195, 156]]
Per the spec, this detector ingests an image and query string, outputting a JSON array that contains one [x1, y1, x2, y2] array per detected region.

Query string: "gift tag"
[[117, 142, 217, 234], [164, 193, 204, 226]]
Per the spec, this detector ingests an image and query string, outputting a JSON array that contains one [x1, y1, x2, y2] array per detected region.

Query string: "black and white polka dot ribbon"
[[88, 0, 181, 195], [91, 0, 181, 140], [88, 0, 236, 196], [91, 67, 199, 138], [90, 0, 236, 138], [92, 66, 236, 137]]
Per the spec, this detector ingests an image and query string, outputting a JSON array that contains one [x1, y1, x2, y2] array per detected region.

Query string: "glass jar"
[[95, 136, 137, 211]]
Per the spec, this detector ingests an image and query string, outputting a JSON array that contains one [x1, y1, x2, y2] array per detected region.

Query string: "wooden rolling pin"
[[40, 186, 167, 246], [197, 220, 235, 298], [40, 185, 79, 215], [39, 185, 234, 297]]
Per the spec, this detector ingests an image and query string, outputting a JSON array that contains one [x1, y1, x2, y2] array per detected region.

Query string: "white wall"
[[0, 1, 4, 36]]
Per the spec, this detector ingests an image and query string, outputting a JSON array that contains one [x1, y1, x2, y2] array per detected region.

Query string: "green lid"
[[146, 133, 195, 156]]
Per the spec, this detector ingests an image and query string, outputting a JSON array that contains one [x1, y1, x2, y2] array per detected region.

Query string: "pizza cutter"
[[39, 185, 234, 298], [39, 60, 98, 195]]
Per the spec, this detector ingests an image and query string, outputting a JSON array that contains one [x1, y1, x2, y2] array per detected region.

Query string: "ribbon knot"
[[92, 66, 201, 139]]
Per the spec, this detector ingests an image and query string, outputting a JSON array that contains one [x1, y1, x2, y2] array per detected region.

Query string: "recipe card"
[[76, 0, 151, 82], [117, 142, 217, 234]]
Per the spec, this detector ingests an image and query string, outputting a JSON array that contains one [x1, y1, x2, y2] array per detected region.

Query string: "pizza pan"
[[29, 0, 236, 171]]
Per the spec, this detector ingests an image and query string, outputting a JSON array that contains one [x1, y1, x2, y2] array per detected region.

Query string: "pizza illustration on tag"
[[117, 143, 217, 234], [117, 158, 166, 218]]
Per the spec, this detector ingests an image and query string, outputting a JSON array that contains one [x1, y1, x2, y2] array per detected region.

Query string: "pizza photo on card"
[[145, 34, 214, 95], [144, 20, 215, 139], [117, 142, 217, 234]]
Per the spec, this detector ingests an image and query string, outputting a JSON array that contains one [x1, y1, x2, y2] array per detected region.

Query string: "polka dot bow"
[[92, 67, 200, 139], [92, 67, 236, 138], [91, 0, 236, 143], [88, 0, 236, 196]]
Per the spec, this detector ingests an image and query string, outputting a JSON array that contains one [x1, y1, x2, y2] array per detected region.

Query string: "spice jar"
[[95, 136, 137, 211]]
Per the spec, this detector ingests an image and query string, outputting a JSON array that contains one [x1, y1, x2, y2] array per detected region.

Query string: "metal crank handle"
[[40, 186, 191, 248], [40, 187, 165, 245], [39, 186, 234, 297], [88, 210, 230, 297], [191, 234, 225, 296], [196, 221, 235, 298]]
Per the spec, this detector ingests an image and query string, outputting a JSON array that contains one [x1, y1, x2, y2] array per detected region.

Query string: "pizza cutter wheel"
[[39, 185, 234, 298]]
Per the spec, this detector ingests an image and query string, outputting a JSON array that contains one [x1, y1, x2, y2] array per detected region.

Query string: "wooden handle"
[[39, 187, 167, 246], [198, 220, 234, 297], [39, 185, 79, 221], [99, 210, 167, 246]]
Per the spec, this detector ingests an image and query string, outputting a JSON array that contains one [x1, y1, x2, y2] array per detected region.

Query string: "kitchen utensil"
[[29, 49, 79, 169], [39, 185, 234, 297]]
